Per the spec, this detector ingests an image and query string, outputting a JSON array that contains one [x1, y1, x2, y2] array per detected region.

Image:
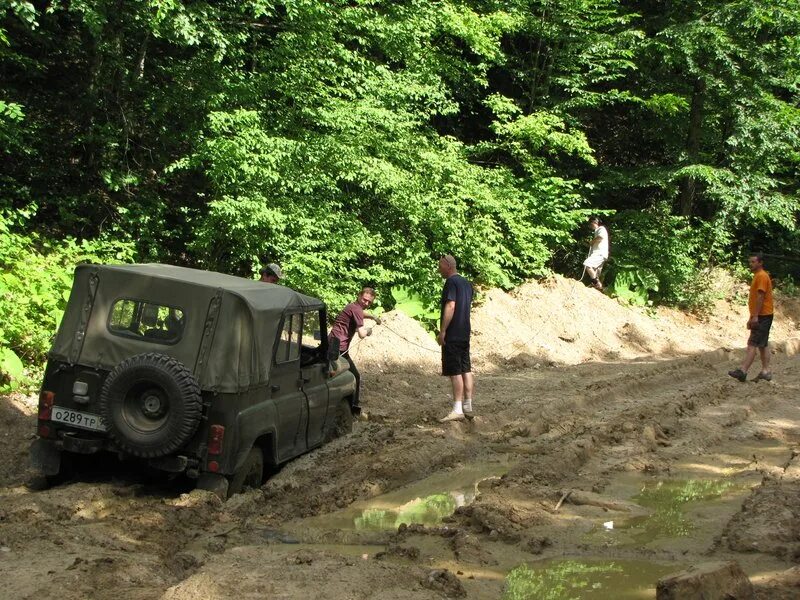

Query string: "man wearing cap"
[[259, 263, 283, 284], [437, 255, 475, 422]]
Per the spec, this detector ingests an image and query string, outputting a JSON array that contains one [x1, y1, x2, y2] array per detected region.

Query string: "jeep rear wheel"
[[99, 353, 202, 458], [227, 447, 263, 496]]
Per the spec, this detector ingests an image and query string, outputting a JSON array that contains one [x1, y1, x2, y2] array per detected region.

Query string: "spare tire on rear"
[[99, 353, 202, 458]]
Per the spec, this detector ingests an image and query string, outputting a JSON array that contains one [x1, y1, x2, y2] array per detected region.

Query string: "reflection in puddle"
[[620, 479, 737, 542], [355, 491, 470, 530], [503, 559, 678, 600], [299, 463, 506, 532]]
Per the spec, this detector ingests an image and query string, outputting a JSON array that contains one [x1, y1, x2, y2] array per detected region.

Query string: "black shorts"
[[442, 341, 471, 376], [747, 314, 773, 348]]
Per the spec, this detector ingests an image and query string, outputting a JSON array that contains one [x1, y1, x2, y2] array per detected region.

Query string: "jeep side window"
[[301, 311, 323, 349], [276, 314, 301, 363], [299, 310, 325, 366], [108, 299, 185, 344]]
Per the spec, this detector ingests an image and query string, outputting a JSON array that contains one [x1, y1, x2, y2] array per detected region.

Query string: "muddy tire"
[[227, 447, 264, 496], [99, 353, 202, 458], [328, 398, 354, 440]]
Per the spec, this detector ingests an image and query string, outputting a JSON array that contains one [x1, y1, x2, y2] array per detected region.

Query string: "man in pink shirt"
[[328, 287, 380, 396]]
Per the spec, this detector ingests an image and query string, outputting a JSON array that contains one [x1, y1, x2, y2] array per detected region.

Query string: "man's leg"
[[740, 345, 758, 373], [345, 354, 361, 402], [462, 372, 474, 414], [758, 345, 771, 374], [586, 265, 602, 290], [450, 375, 464, 413]]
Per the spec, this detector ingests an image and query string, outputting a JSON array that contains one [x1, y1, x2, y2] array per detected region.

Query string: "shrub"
[[0, 208, 135, 388]]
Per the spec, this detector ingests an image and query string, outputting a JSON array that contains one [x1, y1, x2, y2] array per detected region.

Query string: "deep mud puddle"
[[583, 439, 794, 553], [291, 462, 508, 535], [503, 558, 681, 600]]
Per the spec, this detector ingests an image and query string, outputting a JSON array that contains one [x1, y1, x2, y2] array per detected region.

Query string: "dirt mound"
[[355, 274, 799, 373], [349, 310, 439, 372]]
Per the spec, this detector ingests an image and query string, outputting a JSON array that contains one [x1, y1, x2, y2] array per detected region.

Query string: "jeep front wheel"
[[99, 353, 202, 458], [329, 398, 354, 440]]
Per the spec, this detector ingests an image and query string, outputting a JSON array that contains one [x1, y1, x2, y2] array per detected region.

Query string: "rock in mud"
[[524, 535, 552, 555], [422, 569, 466, 598], [450, 531, 497, 565], [374, 544, 420, 561], [656, 561, 754, 600]]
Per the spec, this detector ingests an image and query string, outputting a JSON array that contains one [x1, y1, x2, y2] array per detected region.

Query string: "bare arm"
[[356, 325, 373, 339], [364, 313, 381, 324], [438, 300, 455, 345]]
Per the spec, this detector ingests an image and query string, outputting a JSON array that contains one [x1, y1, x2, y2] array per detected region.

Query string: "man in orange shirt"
[[729, 253, 774, 382]]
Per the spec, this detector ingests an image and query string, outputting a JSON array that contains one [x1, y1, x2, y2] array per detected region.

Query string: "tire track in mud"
[[2, 348, 798, 599], [453, 349, 793, 544]]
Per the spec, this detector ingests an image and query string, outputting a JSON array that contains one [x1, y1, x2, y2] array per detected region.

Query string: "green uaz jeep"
[[30, 264, 358, 496]]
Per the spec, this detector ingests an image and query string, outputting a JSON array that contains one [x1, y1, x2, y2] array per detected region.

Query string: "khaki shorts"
[[583, 254, 606, 269]]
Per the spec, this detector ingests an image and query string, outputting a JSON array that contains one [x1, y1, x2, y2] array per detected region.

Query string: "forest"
[[1, 0, 799, 378]]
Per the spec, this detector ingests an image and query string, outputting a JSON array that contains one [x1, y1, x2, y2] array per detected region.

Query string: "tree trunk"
[[679, 78, 705, 216]]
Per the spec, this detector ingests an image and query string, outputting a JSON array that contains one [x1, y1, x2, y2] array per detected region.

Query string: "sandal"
[[753, 372, 773, 382]]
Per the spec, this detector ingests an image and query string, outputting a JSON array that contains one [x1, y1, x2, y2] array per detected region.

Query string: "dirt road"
[[2, 278, 799, 599]]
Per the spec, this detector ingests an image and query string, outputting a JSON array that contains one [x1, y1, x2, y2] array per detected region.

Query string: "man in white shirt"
[[584, 217, 609, 291]]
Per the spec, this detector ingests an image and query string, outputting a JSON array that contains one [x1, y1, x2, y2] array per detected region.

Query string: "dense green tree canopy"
[[1, 0, 798, 375]]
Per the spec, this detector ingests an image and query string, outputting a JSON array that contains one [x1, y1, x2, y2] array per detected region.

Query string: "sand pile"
[[348, 310, 439, 372], [353, 275, 799, 372]]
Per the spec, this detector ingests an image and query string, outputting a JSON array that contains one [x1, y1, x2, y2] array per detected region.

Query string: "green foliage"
[[607, 208, 731, 309], [391, 286, 440, 332], [0, 0, 798, 372], [610, 265, 659, 306], [0, 346, 24, 392], [0, 209, 135, 371]]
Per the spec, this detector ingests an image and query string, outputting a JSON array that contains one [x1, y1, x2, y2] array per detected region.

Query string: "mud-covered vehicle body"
[[31, 264, 357, 496]]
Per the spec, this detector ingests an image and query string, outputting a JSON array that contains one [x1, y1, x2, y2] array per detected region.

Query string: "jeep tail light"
[[38, 391, 55, 421], [37, 424, 52, 438], [207, 425, 225, 455]]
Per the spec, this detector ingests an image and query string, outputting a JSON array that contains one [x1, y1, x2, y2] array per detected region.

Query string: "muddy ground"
[[2, 276, 800, 599]]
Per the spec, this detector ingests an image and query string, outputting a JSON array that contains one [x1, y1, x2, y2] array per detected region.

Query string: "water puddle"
[[584, 439, 792, 550], [290, 462, 507, 536], [617, 478, 739, 542], [502, 558, 679, 600]]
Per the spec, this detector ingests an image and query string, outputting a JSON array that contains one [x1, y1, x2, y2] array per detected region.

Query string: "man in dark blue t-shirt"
[[437, 255, 475, 422]]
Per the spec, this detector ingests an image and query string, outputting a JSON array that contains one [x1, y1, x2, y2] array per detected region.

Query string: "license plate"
[[51, 406, 107, 432]]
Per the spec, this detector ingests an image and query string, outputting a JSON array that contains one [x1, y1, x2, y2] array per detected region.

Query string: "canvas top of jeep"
[[51, 263, 325, 392]]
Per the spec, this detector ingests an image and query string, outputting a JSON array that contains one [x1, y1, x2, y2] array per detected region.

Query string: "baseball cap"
[[260, 263, 283, 279]]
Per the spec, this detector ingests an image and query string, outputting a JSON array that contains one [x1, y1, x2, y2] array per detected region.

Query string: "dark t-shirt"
[[329, 302, 365, 351], [441, 274, 473, 343]]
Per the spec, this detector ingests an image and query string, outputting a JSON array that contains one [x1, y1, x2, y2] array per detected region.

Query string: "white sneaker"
[[439, 411, 465, 423]]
